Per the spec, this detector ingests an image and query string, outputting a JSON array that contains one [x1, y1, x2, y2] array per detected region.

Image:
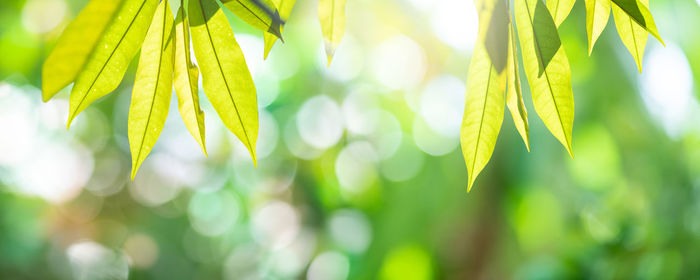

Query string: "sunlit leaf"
[[263, 0, 296, 59], [174, 5, 207, 156], [189, 0, 258, 164], [611, 0, 648, 72], [585, 0, 611, 54], [221, 0, 283, 39], [462, 0, 506, 192], [515, 0, 574, 156], [484, 0, 509, 73], [546, 0, 576, 26], [610, 0, 664, 44], [66, 0, 158, 127], [318, 0, 347, 66], [128, 0, 174, 179], [529, 0, 562, 76], [506, 16, 530, 151], [41, 0, 124, 101]]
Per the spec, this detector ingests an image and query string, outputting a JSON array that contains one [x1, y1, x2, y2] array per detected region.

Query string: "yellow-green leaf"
[[189, 0, 259, 164], [506, 17, 530, 151], [67, 0, 158, 128], [547, 0, 576, 27], [42, 0, 124, 102], [221, 0, 283, 39], [462, 0, 506, 192], [611, 0, 648, 72], [318, 0, 347, 66], [611, 0, 663, 44], [515, 0, 574, 156], [174, 5, 207, 156], [263, 0, 297, 59], [128, 0, 174, 179], [585, 0, 611, 54], [462, 48, 505, 192]]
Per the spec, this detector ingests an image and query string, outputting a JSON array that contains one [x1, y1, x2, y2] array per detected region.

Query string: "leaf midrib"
[[198, 0, 253, 149], [235, 0, 271, 28], [134, 0, 168, 167], [71, 0, 149, 122], [524, 0, 570, 148], [627, 15, 642, 69], [179, 4, 204, 136], [470, 64, 494, 182]]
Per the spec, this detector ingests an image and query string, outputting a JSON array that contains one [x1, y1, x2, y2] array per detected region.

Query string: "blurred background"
[[1, 0, 700, 278]]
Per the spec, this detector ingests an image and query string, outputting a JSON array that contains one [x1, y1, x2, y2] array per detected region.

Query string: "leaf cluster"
[[42, 0, 348, 177], [461, 0, 663, 191]]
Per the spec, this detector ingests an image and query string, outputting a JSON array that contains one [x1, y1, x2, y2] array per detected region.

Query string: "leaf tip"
[[130, 168, 138, 181], [41, 88, 52, 102], [324, 41, 336, 67], [326, 54, 334, 67], [566, 143, 574, 158], [199, 142, 208, 157], [66, 115, 75, 130]]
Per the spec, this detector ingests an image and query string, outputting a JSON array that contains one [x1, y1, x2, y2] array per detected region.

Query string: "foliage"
[[41, 0, 346, 177], [41, 0, 663, 190], [462, 0, 663, 190], [2, 0, 699, 278]]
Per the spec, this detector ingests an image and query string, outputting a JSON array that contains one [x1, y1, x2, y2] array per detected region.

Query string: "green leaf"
[[461, 48, 505, 192], [484, 0, 509, 73], [42, 0, 125, 102], [585, 0, 611, 54], [128, 0, 174, 179], [318, 0, 347, 66], [174, 5, 207, 156], [263, 0, 296, 59], [610, 0, 664, 44], [189, 0, 259, 165], [461, 0, 506, 192], [506, 17, 530, 151], [546, 0, 576, 27], [611, 0, 648, 72], [221, 0, 283, 39], [67, 0, 159, 128], [515, 0, 574, 156], [529, 0, 561, 76]]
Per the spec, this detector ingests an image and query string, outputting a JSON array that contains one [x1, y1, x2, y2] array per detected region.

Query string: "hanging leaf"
[[189, 0, 259, 164], [66, 0, 158, 127], [610, 0, 664, 44], [221, 0, 283, 39], [318, 0, 347, 66], [506, 16, 530, 151], [515, 0, 574, 156], [263, 0, 297, 59], [611, 0, 648, 72], [546, 0, 576, 27], [174, 5, 207, 156], [42, 0, 124, 101], [128, 0, 174, 178], [484, 0, 509, 73], [462, 0, 506, 192], [585, 0, 611, 54], [461, 48, 505, 192]]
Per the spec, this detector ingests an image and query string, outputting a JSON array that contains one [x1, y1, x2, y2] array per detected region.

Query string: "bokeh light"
[[1, 0, 700, 278]]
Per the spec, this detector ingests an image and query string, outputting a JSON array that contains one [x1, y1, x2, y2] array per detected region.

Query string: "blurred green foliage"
[[1, 0, 700, 279]]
